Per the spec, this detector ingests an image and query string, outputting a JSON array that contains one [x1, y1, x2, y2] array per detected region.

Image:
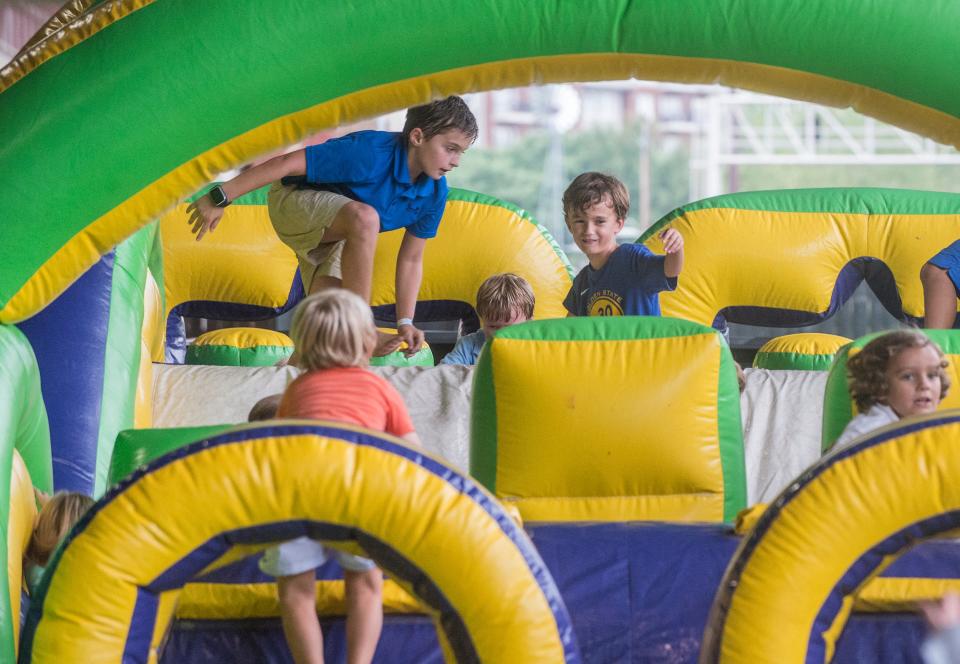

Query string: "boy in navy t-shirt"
[[187, 96, 478, 355], [562, 172, 683, 317]]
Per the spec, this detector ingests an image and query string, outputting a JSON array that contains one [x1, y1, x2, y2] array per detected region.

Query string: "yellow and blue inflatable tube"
[[701, 412, 960, 664], [752, 333, 851, 371], [471, 317, 746, 523], [7, 2, 960, 324], [639, 189, 960, 329], [821, 329, 960, 451], [21, 423, 580, 663]]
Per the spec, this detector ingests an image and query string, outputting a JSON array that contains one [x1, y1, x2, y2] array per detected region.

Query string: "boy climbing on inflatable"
[[186, 96, 478, 355], [561, 172, 683, 317]]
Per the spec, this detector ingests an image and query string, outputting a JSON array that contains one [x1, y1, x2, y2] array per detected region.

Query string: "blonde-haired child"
[[441, 273, 535, 365], [260, 288, 420, 664], [833, 330, 950, 452], [25, 491, 94, 594]]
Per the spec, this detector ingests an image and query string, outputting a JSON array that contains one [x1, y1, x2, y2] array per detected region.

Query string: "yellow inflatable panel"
[[471, 317, 746, 523], [753, 333, 851, 371], [702, 412, 960, 664], [639, 189, 960, 328], [7, 450, 36, 656], [23, 422, 578, 663]]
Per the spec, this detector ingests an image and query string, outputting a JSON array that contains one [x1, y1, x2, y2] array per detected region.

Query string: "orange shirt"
[[277, 366, 415, 437]]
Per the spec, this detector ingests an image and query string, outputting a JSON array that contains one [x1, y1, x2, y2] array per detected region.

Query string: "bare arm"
[[660, 228, 684, 278], [402, 431, 423, 449], [186, 150, 307, 240], [395, 231, 427, 354], [921, 262, 958, 328]]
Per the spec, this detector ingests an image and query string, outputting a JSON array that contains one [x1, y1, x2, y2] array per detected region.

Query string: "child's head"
[[562, 172, 629, 261], [248, 393, 283, 422], [290, 289, 378, 371], [26, 491, 94, 568], [475, 273, 535, 337], [403, 96, 478, 180], [847, 330, 951, 417]]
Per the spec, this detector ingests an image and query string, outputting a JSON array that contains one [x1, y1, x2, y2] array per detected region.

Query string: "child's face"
[[883, 345, 943, 418], [481, 309, 529, 338], [565, 196, 625, 263], [409, 128, 472, 180]]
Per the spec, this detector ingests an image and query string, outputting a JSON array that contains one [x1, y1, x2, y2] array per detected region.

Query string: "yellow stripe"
[[854, 578, 960, 612], [191, 328, 293, 350], [757, 333, 851, 357], [7, 451, 36, 656], [6, 53, 959, 323], [175, 579, 424, 620]]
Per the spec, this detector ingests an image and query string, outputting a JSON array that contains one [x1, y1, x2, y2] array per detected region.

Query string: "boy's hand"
[[397, 323, 425, 356], [659, 228, 683, 254], [373, 331, 404, 357], [186, 195, 225, 241], [921, 593, 960, 631]]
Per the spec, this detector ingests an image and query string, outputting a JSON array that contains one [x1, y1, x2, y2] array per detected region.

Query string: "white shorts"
[[259, 536, 377, 577], [267, 183, 352, 291]]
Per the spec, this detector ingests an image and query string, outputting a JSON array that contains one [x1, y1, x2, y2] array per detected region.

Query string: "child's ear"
[[409, 127, 424, 146]]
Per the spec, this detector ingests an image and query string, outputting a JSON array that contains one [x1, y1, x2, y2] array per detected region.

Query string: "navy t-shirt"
[[283, 130, 447, 239], [563, 243, 677, 316]]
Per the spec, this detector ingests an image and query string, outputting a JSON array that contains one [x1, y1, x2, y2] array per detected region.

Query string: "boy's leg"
[[278, 570, 324, 664], [310, 201, 380, 300], [921, 262, 958, 329], [343, 567, 383, 664]]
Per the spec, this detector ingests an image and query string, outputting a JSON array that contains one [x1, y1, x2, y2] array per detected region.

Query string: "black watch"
[[208, 185, 231, 208]]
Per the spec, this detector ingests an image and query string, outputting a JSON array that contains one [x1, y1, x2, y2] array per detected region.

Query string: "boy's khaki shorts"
[[267, 183, 352, 291]]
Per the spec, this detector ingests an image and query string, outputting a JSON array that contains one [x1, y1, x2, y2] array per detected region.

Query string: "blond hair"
[[562, 172, 630, 221], [290, 289, 377, 371], [476, 273, 535, 322], [26, 491, 94, 568]]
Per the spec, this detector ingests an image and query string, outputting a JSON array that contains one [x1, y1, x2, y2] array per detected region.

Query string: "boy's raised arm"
[[187, 149, 307, 241], [660, 228, 684, 278]]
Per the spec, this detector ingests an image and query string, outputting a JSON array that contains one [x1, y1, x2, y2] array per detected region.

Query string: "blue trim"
[[125, 587, 160, 661], [707, 414, 960, 663], [23, 423, 579, 664]]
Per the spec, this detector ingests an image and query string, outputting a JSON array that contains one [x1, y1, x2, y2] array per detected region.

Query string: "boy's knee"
[[278, 572, 317, 606], [342, 202, 379, 240], [345, 569, 382, 597]]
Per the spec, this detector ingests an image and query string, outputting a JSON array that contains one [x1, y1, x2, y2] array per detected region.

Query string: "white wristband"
[[397, 317, 414, 327]]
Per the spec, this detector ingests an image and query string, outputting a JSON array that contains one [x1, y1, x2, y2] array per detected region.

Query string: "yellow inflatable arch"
[[20, 422, 579, 663], [701, 412, 960, 664]]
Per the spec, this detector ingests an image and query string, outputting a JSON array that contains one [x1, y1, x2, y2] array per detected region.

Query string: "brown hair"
[[248, 393, 283, 422], [290, 289, 378, 372], [26, 491, 94, 568], [847, 330, 951, 411], [562, 172, 630, 221], [476, 273, 535, 322], [402, 96, 478, 145]]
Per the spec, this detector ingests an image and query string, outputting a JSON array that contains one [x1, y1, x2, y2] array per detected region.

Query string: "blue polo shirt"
[[292, 130, 448, 239]]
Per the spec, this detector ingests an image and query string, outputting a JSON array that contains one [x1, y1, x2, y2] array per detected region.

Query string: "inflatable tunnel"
[[4, 2, 960, 324]]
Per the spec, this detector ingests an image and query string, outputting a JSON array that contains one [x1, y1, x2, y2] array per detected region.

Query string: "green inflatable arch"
[[2, 0, 960, 322]]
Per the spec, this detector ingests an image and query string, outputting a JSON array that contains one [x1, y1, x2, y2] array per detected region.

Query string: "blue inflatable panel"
[[159, 523, 956, 662], [16, 252, 114, 494]]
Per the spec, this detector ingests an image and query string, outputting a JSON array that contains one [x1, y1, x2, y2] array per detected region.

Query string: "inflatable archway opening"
[[160, 187, 571, 362], [21, 423, 580, 664], [821, 329, 960, 451], [6, 2, 960, 325], [638, 189, 960, 331], [752, 333, 852, 371], [702, 412, 960, 664], [471, 316, 746, 523]]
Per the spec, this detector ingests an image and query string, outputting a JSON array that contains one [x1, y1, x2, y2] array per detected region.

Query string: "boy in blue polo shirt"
[[187, 96, 478, 354], [921, 239, 960, 328], [562, 172, 683, 317]]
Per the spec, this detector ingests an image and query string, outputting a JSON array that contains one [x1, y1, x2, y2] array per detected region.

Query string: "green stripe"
[[717, 339, 747, 522], [95, 223, 156, 496], [469, 340, 498, 491], [185, 343, 293, 367], [753, 351, 837, 371], [448, 189, 575, 280], [108, 425, 233, 486], [5, 1, 960, 316], [0, 325, 53, 661], [368, 345, 434, 368], [639, 188, 960, 242]]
